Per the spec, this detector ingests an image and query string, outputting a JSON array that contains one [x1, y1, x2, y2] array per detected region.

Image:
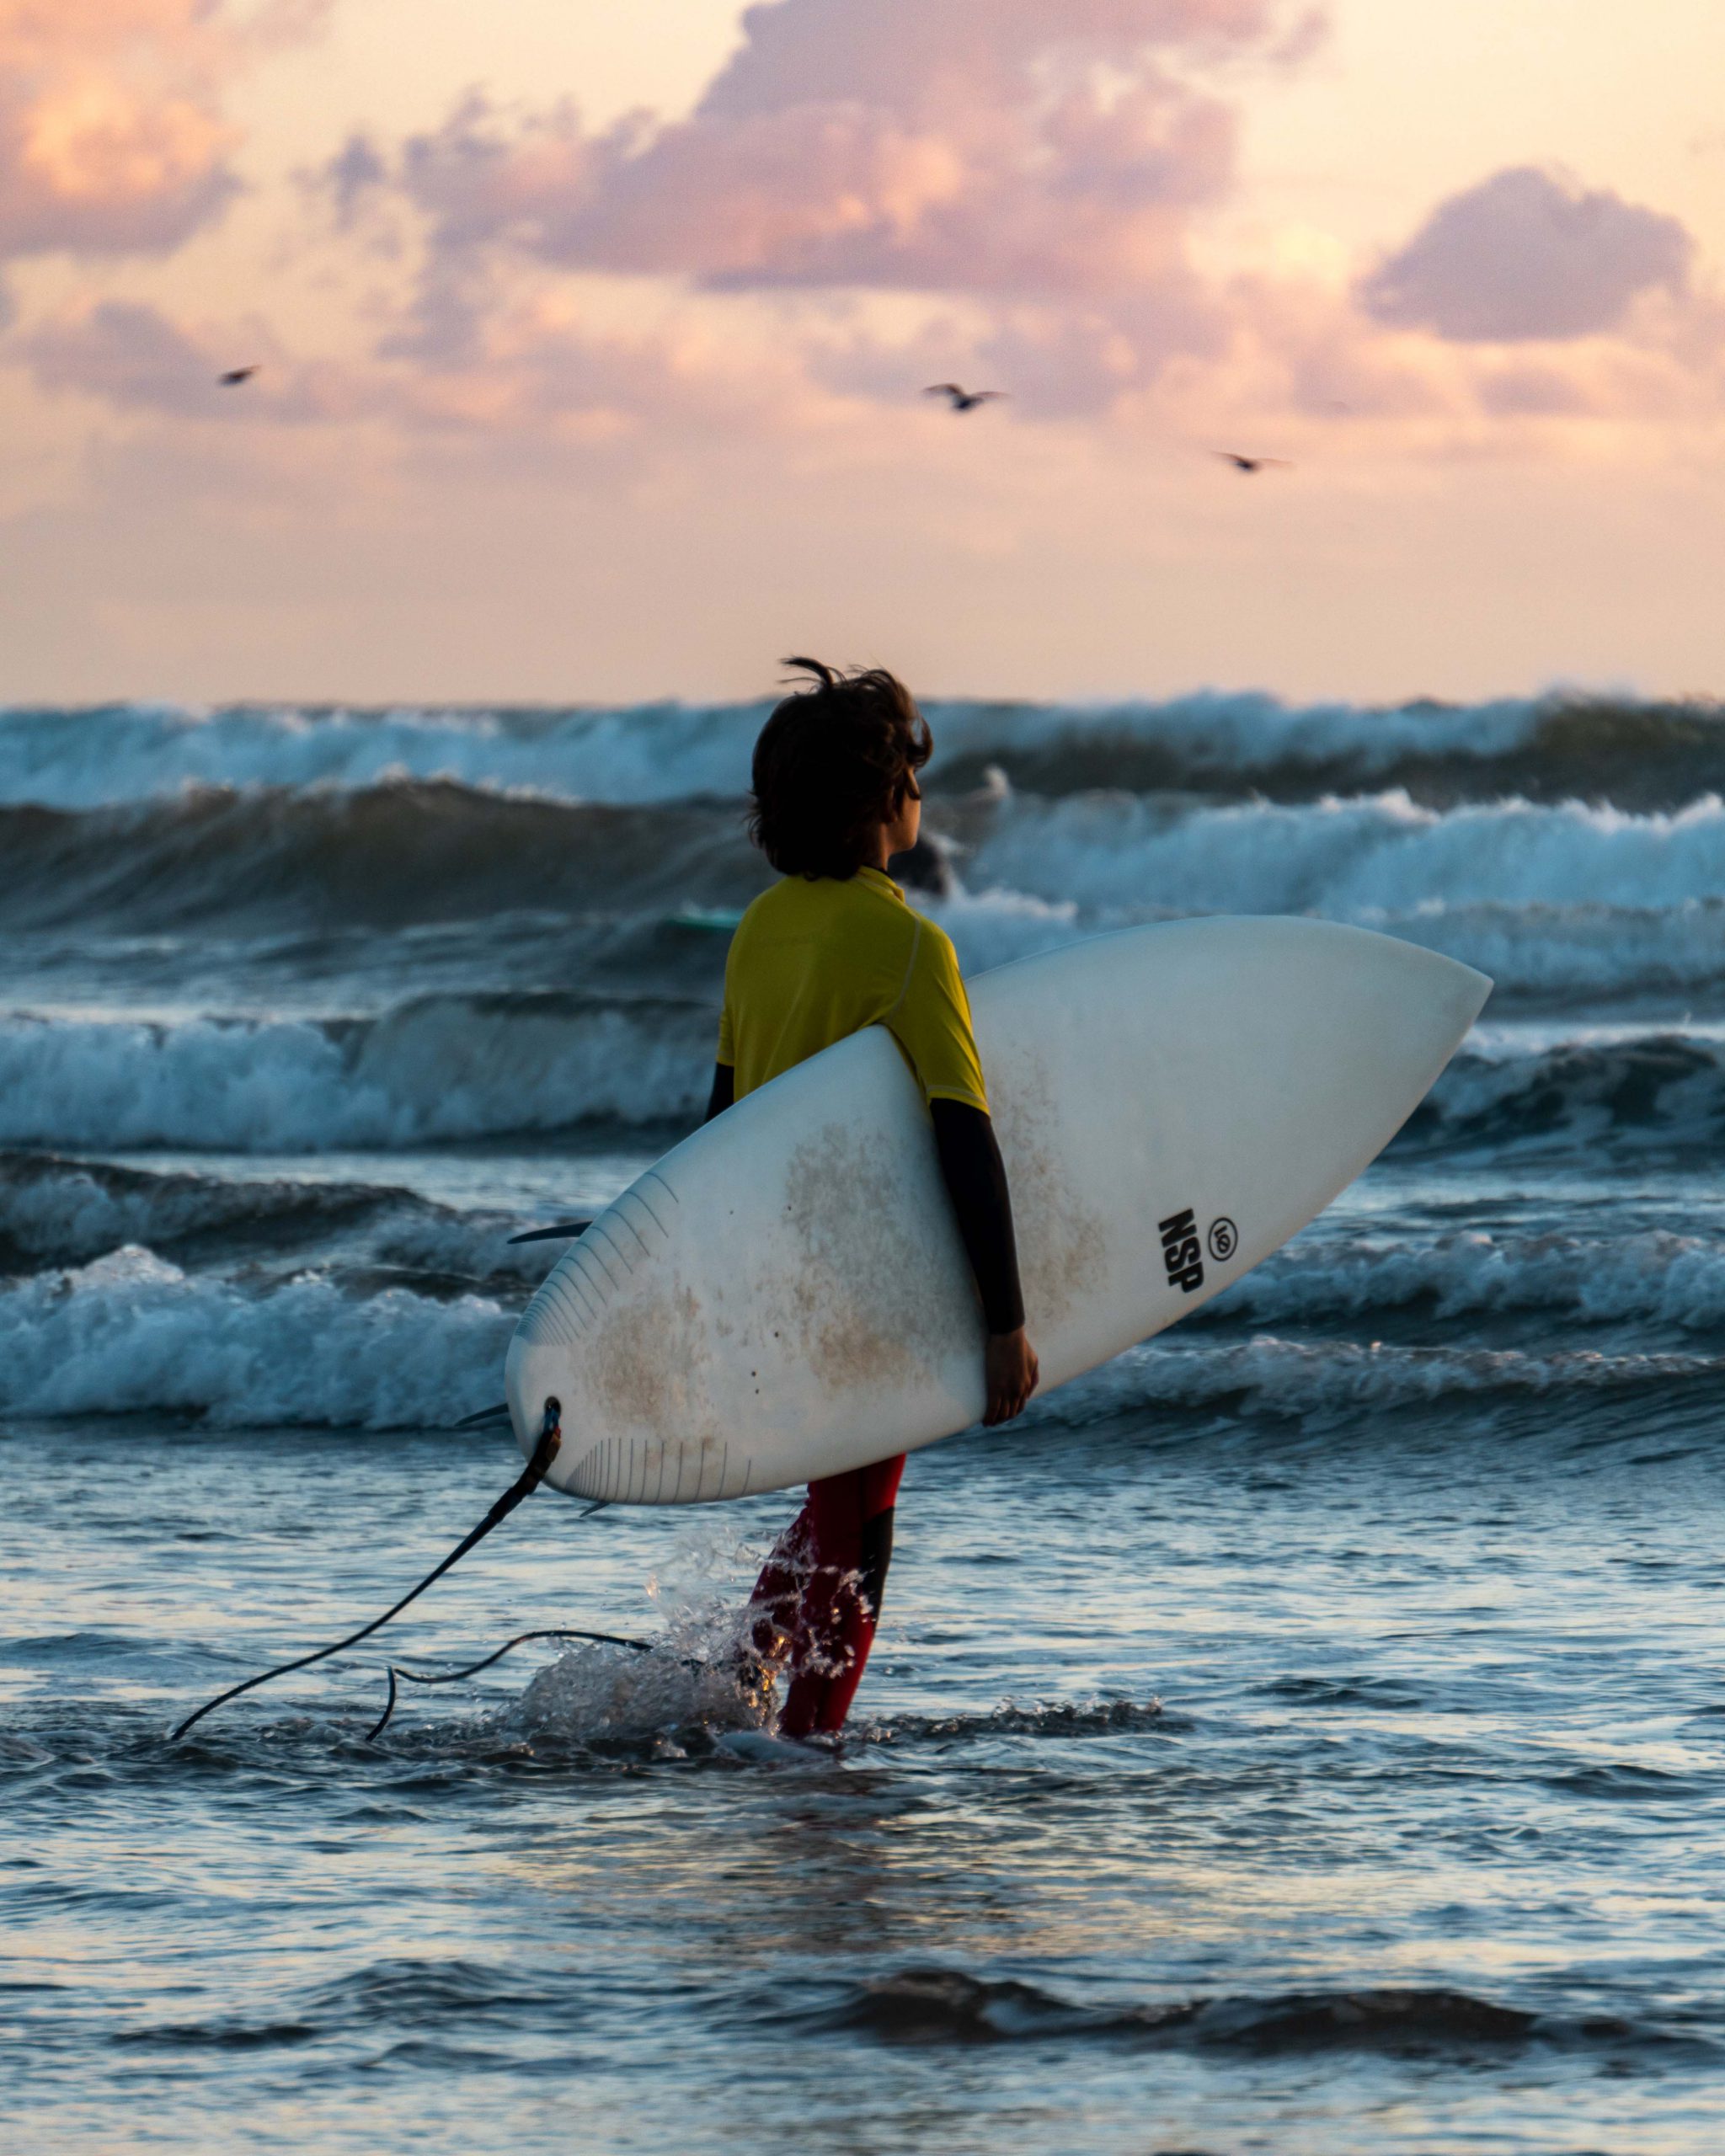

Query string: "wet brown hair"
[[747, 657, 932, 879]]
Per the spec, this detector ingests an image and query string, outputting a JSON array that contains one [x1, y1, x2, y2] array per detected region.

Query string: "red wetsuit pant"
[[747, 1454, 905, 1738]]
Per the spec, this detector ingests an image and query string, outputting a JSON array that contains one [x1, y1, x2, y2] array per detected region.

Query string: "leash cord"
[[366, 1625, 655, 1741], [171, 1401, 565, 1743]]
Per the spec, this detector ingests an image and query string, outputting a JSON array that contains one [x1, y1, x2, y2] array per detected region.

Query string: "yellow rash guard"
[[716, 866, 989, 1109]]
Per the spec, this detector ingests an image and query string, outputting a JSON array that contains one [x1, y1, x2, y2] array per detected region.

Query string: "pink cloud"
[[0, 0, 328, 263], [331, 0, 1318, 301], [1475, 361, 1594, 418], [21, 297, 277, 417], [976, 280, 1230, 416], [30, 2, 1712, 460], [1359, 166, 1695, 343], [19, 289, 830, 460]]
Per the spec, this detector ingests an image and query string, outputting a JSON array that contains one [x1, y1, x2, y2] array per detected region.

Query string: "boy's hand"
[[983, 1327, 1039, 1426]]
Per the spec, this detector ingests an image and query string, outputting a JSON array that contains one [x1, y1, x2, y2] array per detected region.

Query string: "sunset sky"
[[1, 0, 1721, 705]]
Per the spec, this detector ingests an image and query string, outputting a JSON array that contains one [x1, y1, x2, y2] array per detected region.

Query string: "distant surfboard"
[[506, 918, 1490, 1502]]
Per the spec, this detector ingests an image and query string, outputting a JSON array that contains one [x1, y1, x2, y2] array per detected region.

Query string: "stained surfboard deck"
[[505, 917, 1490, 1502]]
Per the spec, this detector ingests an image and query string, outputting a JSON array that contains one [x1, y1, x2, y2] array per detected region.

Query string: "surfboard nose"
[[1276, 918, 1492, 1126], [1381, 933, 1493, 1039]]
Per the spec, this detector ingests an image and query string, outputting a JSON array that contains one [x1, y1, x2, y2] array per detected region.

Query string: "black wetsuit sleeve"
[[929, 1098, 1026, 1336], [704, 1062, 735, 1123]]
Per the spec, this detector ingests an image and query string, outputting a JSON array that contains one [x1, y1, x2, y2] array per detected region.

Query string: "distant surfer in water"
[[706, 658, 1039, 1737]]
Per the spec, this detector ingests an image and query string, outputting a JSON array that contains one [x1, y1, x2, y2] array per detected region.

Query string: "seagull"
[[925, 383, 1007, 414], [1214, 451, 1291, 473], [218, 366, 259, 387]]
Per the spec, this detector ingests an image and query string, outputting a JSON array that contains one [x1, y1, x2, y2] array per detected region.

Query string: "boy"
[[708, 658, 1039, 1738]]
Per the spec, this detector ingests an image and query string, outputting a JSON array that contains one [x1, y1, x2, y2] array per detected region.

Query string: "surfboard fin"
[[453, 1402, 512, 1430], [508, 1219, 594, 1245]]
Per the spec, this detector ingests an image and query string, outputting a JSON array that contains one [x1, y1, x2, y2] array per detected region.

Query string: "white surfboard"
[[506, 918, 1489, 1502]]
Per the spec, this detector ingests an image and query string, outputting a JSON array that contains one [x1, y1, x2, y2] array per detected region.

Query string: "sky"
[[0, 0, 1720, 706]]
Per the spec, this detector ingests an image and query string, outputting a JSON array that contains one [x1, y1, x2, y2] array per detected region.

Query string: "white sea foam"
[[1204, 1230, 1725, 1331], [921, 792, 1725, 1001], [508, 1640, 772, 1751], [1388, 905, 1725, 999], [0, 1246, 510, 1425], [934, 890, 1725, 1001], [971, 790, 1725, 918], [507, 1585, 773, 1748], [921, 884, 1089, 973], [0, 999, 710, 1150]]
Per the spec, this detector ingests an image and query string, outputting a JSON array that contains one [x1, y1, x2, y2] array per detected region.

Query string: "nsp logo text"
[[1158, 1206, 1204, 1294]]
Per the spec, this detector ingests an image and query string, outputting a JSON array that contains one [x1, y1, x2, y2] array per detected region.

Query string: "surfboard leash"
[[364, 1624, 656, 1742], [172, 1399, 578, 1743]]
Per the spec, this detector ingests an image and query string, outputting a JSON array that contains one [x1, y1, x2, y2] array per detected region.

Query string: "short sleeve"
[[887, 921, 990, 1112]]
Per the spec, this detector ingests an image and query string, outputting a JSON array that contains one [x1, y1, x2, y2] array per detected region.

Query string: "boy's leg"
[[745, 1501, 813, 1663], [780, 1455, 905, 1738]]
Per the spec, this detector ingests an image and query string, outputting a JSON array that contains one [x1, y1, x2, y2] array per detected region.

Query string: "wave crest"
[[0, 1245, 510, 1426], [0, 993, 710, 1150], [793, 1967, 1667, 2056], [6, 691, 1724, 812]]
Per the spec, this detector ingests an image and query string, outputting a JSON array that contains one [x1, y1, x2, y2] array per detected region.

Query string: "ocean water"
[[6, 688, 1725, 2154]]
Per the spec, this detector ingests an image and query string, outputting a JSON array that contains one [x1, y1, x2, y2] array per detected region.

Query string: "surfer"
[[707, 658, 1039, 1738]]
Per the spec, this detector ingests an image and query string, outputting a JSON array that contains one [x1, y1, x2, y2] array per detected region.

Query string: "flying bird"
[[218, 366, 259, 387], [1214, 451, 1291, 473], [925, 383, 1006, 414]]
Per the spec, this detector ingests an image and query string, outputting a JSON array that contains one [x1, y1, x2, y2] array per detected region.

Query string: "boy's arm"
[[929, 1098, 1039, 1426], [891, 921, 1039, 1424], [928, 1100, 1023, 1332], [704, 1063, 735, 1122], [708, 963, 736, 1122]]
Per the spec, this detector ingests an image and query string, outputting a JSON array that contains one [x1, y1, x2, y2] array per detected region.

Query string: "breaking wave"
[[0, 1246, 511, 1426], [0, 1150, 398, 1268], [1208, 1227, 1725, 1332], [0, 700, 770, 812], [3, 1241, 1717, 1429], [6, 690, 1725, 812], [1411, 1031, 1725, 1155], [1038, 1334, 1725, 1424], [0, 783, 766, 933], [0, 1150, 567, 1280], [1, 996, 1712, 1162], [970, 788, 1725, 918], [0, 993, 712, 1150], [787, 1967, 1686, 2056], [16, 1145, 1724, 1346], [7, 777, 1725, 1008]]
